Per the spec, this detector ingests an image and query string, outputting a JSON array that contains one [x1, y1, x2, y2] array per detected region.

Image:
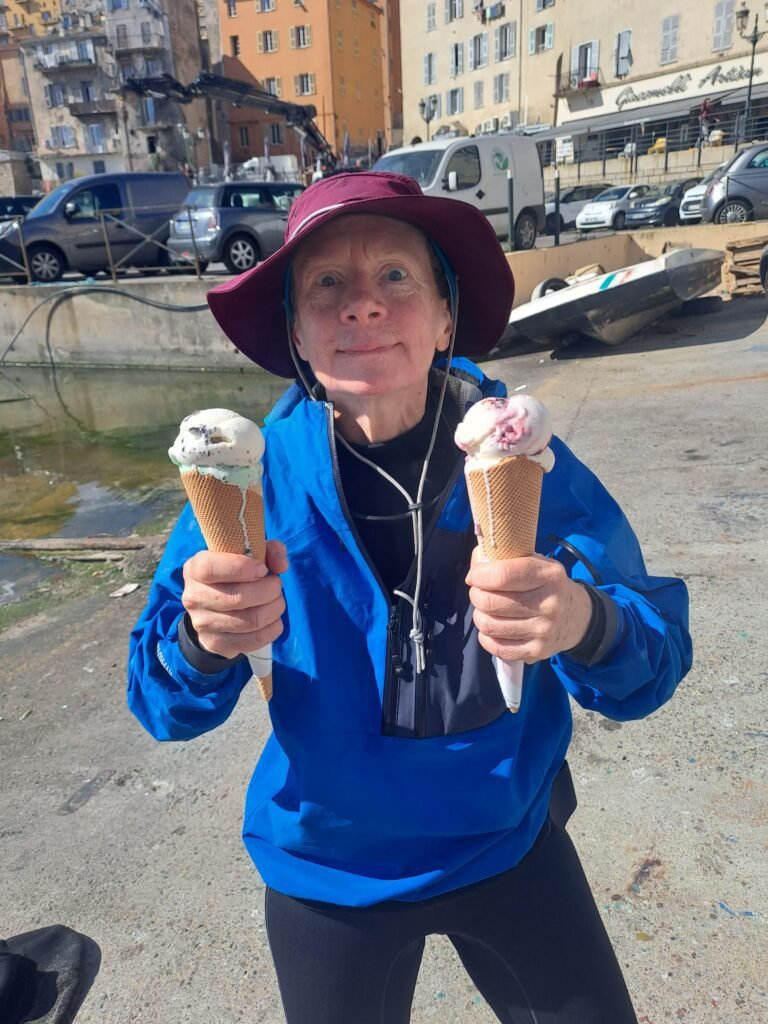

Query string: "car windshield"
[[593, 187, 629, 202], [25, 180, 78, 219], [181, 187, 218, 210], [372, 149, 444, 187]]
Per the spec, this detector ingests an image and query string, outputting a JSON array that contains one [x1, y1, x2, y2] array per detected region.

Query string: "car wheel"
[[612, 211, 626, 230], [223, 234, 260, 274], [716, 199, 751, 224], [663, 209, 678, 227], [514, 213, 537, 250], [27, 244, 65, 283]]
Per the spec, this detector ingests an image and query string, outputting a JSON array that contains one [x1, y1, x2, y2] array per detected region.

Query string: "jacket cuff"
[[562, 584, 619, 667], [178, 613, 245, 675]]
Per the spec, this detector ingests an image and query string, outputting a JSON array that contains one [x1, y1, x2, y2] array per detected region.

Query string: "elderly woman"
[[129, 173, 691, 1024]]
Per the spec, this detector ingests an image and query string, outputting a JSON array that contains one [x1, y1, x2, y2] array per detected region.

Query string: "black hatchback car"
[[168, 180, 304, 274], [625, 178, 701, 228]]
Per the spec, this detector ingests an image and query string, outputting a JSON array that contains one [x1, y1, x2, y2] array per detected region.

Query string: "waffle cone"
[[181, 471, 266, 559], [181, 470, 271, 699], [465, 455, 544, 560]]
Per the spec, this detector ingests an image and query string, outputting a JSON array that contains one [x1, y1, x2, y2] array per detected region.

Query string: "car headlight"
[[647, 198, 668, 207]]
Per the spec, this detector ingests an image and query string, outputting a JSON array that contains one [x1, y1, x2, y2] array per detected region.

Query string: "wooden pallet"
[[723, 234, 768, 296]]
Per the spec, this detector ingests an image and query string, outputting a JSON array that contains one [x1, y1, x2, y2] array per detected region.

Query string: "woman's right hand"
[[181, 540, 289, 659]]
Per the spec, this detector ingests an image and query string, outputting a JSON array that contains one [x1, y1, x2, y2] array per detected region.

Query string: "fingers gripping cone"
[[464, 457, 545, 713], [181, 471, 273, 700], [455, 396, 555, 714], [170, 409, 273, 700]]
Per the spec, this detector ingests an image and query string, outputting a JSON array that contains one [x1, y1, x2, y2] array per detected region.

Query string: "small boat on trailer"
[[506, 247, 724, 347]]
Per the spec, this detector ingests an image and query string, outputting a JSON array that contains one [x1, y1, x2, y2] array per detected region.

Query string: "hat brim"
[[207, 193, 515, 379]]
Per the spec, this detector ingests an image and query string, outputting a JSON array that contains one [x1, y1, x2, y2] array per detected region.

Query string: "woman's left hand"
[[466, 554, 593, 664]]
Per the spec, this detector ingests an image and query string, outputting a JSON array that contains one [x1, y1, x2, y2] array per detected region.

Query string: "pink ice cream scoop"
[[454, 395, 554, 468]]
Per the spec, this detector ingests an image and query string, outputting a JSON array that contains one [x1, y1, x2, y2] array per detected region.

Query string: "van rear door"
[[442, 141, 512, 238]]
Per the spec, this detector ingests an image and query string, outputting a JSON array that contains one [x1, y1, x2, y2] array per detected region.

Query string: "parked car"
[[0, 195, 41, 223], [168, 180, 305, 274], [679, 163, 729, 223], [373, 135, 545, 249], [575, 184, 652, 232], [625, 177, 701, 228], [701, 143, 768, 224], [544, 183, 613, 234], [0, 172, 189, 282]]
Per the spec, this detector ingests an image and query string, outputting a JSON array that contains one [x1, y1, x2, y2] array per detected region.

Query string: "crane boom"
[[121, 72, 337, 166]]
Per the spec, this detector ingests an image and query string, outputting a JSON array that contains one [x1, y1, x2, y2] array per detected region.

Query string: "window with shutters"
[[445, 0, 463, 23], [473, 79, 484, 107], [259, 30, 279, 52], [290, 25, 312, 48], [712, 0, 734, 50], [295, 73, 316, 95], [468, 33, 488, 70], [265, 76, 281, 96], [446, 86, 464, 114], [259, 0, 275, 11], [449, 41, 464, 76], [534, 0, 554, 8], [569, 40, 599, 88], [227, 0, 236, 16], [495, 21, 515, 61], [239, 126, 249, 147], [427, 93, 442, 117], [427, 2, 436, 30], [339, 74, 346, 95], [271, 123, 283, 144], [230, 35, 240, 56], [87, 123, 106, 152], [353, 35, 360, 57], [615, 29, 632, 76], [45, 83, 67, 107], [660, 15, 679, 64], [493, 72, 509, 103], [528, 23, 554, 54], [424, 52, 438, 84], [116, 23, 128, 48]]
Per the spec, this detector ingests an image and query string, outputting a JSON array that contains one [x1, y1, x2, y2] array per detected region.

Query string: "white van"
[[372, 136, 544, 249]]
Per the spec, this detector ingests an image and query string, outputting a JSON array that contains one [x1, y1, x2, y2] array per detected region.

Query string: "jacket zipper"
[[324, 404, 467, 739]]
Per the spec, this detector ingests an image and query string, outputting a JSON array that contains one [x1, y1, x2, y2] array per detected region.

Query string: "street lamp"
[[736, 1, 768, 136], [418, 96, 437, 141]]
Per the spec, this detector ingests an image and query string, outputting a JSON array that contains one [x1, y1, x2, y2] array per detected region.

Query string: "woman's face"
[[290, 215, 453, 407]]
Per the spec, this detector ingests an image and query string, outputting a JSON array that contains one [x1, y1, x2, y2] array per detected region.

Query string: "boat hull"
[[507, 247, 724, 347]]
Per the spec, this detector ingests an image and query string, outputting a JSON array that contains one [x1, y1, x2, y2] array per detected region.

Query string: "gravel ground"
[[1, 296, 766, 1023]]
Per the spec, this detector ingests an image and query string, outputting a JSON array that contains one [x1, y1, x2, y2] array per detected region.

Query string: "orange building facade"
[[218, 0, 387, 167]]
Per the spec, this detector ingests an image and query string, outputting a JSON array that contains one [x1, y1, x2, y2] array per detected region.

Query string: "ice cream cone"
[[180, 471, 272, 701], [464, 455, 544, 562]]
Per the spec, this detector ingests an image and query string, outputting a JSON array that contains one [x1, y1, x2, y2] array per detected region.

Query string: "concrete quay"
[[0, 297, 766, 1023]]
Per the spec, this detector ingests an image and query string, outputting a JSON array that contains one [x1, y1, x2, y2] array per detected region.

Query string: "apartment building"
[[402, 1, 768, 152], [219, 0, 387, 166], [18, 0, 205, 186]]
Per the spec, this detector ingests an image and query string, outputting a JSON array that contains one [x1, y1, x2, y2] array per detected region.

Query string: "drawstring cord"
[[285, 281, 460, 678]]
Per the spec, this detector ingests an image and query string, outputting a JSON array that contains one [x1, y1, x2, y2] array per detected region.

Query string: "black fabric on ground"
[[0, 925, 101, 1024]]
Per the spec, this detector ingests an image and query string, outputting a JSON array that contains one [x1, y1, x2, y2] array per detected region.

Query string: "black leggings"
[[265, 819, 638, 1024]]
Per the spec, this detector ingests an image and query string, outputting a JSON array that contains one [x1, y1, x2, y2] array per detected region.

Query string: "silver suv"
[[701, 144, 768, 224], [168, 181, 304, 274]]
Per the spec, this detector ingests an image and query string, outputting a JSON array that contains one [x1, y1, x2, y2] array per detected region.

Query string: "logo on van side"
[[492, 150, 509, 172]]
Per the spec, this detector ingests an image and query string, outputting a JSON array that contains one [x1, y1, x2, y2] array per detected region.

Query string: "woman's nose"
[[339, 278, 385, 322]]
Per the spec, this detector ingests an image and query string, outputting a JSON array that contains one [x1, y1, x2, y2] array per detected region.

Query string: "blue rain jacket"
[[128, 358, 692, 907]]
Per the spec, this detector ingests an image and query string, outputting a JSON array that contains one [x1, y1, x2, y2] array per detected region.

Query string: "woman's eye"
[[387, 268, 407, 281], [318, 274, 336, 287]]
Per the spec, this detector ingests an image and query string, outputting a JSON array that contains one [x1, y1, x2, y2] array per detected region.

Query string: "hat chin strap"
[[284, 291, 460, 679]]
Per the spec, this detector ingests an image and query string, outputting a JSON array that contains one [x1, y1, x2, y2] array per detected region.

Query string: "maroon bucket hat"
[[207, 171, 515, 379]]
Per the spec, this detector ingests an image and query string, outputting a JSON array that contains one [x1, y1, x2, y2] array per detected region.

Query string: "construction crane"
[[121, 71, 337, 168]]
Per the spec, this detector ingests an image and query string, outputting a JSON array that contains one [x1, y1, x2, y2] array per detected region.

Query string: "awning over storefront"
[[536, 96, 704, 141], [716, 81, 768, 106]]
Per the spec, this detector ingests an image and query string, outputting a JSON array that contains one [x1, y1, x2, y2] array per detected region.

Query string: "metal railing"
[[0, 203, 207, 284]]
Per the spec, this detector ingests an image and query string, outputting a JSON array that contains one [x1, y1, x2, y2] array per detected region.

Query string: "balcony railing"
[[556, 66, 604, 97], [34, 54, 98, 73], [68, 98, 117, 116]]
